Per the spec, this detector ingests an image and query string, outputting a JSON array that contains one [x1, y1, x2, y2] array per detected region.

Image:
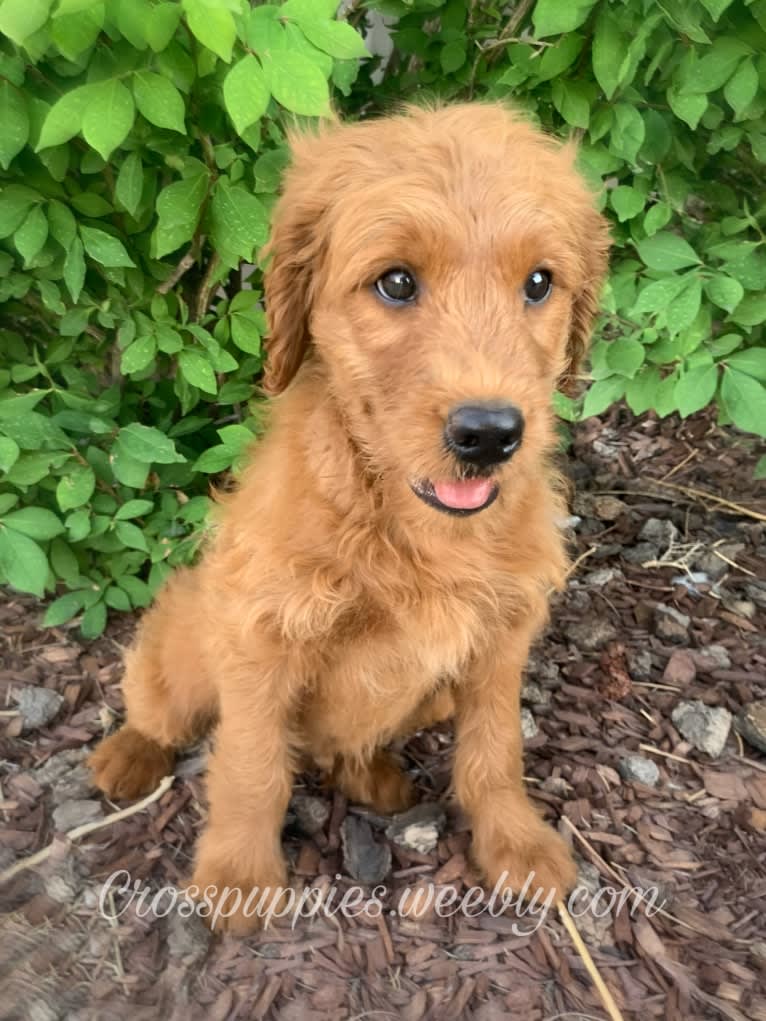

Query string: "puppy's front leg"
[[191, 643, 300, 935], [454, 627, 576, 905]]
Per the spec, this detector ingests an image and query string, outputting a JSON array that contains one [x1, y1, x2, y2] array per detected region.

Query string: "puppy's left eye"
[[375, 268, 418, 304], [523, 269, 552, 305]]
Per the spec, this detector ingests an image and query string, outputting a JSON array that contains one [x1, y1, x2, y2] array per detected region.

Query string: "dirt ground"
[[1, 406, 765, 1021]]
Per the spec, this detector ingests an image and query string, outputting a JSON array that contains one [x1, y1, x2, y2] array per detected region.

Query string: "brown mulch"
[[1, 406, 765, 1021]]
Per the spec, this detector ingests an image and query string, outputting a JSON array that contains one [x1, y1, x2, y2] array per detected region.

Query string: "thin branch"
[[157, 234, 205, 295], [0, 775, 174, 884], [557, 900, 626, 1021], [195, 252, 222, 321]]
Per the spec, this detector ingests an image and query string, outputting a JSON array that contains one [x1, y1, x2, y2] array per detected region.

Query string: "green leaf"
[[636, 232, 701, 272], [675, 364, 718, 417], [1, 506, 64, 540], [193, 444, 234, 472], [80, 600, 107, 638], [709, 334, 742, 358], [49, 537, 78, 583], [51, 2, 104, 59], [667, 89, 707, 130], [132, 71, 186, 133], [0, 185, 38, 237], [724, 60, 758, 117], [551, 79, 590, 128], [146, 2, 182, 51], [532, 0, 597, 37], [65, 508, 91, 542], [0, 528, 49, 598], [37, 86, 93, 150], [179, 349, 217, 394], [115, 152, 143, 217], [105, 585, 131, 611], [0, 81, 29, 170], [14, 205, 48, 264], [184, 0, 236, 62], [63, 238, 86, 302], [678, 37, 751, 94], [231, 312, 262, 354], [265, 50, 330, 116], [731, 294, 766, 327], [117, 423, 185, 464], [114, 520, 149, 552], [643, 202, 671, 236], [117, 574, 152, 607], [668, 277, 703, 337], [699, 0, 734, 19], [114, 498, 154, 520], [298, 17, 368, 59], [47, 200, 77, 249], [706, 275, 743, 314], [610, 103, 644, 163], [80, 225, 135, 267], [435, 39, 463, 72], [720, 368, 766, 437], [592, 9, 623, 99], [223, 55, 270, 135], [581, 376, 626, 418], [210, 180, 269, 262], [610, 186, 644, 222], [82, 79, 135, 160], [0, 436, 20, 472], [0, 0, 51, 44], [56, 465, 96, 511], [43, 591, 87, 627], [152, 172, 208, 258], [110, 447, 150, 488], [121, 334, 157, 374], [725, 349, 766, 381], [606, 338, 645, 377]]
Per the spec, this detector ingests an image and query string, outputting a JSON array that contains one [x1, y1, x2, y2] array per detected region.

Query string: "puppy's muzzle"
[[444, 402, 525, 470]]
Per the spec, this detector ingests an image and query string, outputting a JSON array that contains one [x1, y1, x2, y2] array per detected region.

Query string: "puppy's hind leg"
[[331, 750, 416, 814], [89, 568, 218, 800]]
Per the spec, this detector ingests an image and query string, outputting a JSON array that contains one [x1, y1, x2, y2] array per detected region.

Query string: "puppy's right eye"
[[375, 268, 418, 304]]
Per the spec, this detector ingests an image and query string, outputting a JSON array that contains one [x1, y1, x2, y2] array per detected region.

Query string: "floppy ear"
[[261, 143, 328, 396], [561, 206, 611, 395]]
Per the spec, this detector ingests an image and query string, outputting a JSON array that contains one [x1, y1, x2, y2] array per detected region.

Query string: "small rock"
[[690, 645, 731, 672], [695, 543, 745, 582], [521, 681, 550, 707], [15, 686, 64, 731], [521, 708, 538, 740], [52, 799, 103, 832], [583, 567, 622, 588], [720, 594, 756, 620], [386, 803, 446, 854], [592, 495, 627, 521], [567, 588, 592, 614], [573, 861, 612, 945], [167, 904, 212, 962], [735, 700, 766, 755], [341, 816, 391, 884], [639, 517, 679, 549], [751, 941, 766, 967], [290, 794, 330, 836], [618, 755, 660, 787], [526, 653, 561, 689], [44, 858, 84, 904], [654, 604, 690, 644], [626, 647, 653, 681], [541, 776, 572, 798], [567, 618, 618, 651], [672, 700, 732, 758], [622, 541, 660, 565], [662, 650, 696, 686], [745, 583, 766, 610]]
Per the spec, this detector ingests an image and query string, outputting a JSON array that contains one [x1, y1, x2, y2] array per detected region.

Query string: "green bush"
[[1, 0, 765, 634]]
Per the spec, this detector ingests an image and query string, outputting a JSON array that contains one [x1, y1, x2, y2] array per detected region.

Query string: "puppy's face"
[[264, 104, 610, 519]]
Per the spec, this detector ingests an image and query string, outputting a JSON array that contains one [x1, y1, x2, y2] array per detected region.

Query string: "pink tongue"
[[433, 478, 493, 510]]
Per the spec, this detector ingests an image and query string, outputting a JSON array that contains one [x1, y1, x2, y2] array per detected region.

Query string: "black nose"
[[444, 402, 525, 468]]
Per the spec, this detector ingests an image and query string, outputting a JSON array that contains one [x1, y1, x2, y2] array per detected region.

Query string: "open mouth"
[[409, 477, 499, 516]]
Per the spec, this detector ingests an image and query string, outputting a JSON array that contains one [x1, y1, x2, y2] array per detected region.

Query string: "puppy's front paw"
[[189, 853, 290, 936], [473, 811, 576, 905]]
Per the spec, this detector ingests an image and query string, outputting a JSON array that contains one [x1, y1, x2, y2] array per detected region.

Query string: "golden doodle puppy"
[[90, 102, 610, 934]]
